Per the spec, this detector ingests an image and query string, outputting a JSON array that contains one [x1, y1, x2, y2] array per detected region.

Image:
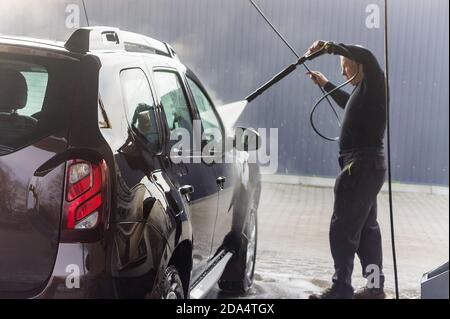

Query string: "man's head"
[[340, 56, 364, 86]]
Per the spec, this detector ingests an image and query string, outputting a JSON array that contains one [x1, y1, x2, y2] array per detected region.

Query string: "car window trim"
[[152, 67, 199, 154], [98, 95, 112, 129], [184, 74, 226, 160], [119, 66, 163, 150], [184, 74, 225, 139]]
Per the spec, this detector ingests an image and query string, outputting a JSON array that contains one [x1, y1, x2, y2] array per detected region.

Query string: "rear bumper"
[[34, 242, 115, 299]]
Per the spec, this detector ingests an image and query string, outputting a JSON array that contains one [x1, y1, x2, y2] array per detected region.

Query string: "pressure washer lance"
[[245, 40, 354, 141], [246, 43, 332, 103], [247, 0, 341, 130]]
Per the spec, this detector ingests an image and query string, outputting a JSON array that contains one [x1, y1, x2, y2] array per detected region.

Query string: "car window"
[[153, 71, 193, 134], [186, 77, 222, 135], [17, 71, 48, 117], [0, 57, 72, 154], [120, 68, 160, 149]]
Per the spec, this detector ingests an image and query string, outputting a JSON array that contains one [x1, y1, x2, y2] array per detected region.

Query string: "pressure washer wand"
[[246, 62, 297, 103], [247, 0, 341, 127], [246, 50, 326, 103]]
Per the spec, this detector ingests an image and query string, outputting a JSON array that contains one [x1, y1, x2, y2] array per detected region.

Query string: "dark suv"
[[0, 27, 261, 299]]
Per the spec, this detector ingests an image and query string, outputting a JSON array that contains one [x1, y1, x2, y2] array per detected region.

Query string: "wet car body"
[[0, 27, 261, 298]]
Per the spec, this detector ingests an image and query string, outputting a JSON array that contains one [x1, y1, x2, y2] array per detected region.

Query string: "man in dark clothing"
[[305, 41, 387, 299]]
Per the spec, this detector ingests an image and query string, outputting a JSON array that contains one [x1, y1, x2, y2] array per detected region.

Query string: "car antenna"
[[82, 0, 90, 27]]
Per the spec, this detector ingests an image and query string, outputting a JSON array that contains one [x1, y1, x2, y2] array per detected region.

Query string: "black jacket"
[[324, 43, 386, 152]]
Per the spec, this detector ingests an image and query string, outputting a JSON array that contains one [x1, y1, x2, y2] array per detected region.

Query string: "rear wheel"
[[161, 266, 185, 299], [219, 195, 258, 294]]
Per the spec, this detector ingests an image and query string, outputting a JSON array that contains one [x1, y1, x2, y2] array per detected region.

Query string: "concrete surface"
[[261, 174, 450, 195], [208, 182, 449, 299]]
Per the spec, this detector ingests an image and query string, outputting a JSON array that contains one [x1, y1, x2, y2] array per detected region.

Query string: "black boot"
[[309, 285, 354, 299], [354, 287, 386, 299]]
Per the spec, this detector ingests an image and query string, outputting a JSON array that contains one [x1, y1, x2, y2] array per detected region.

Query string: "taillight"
[[67, 162, 92, 201], [64, 159, 107, 230]]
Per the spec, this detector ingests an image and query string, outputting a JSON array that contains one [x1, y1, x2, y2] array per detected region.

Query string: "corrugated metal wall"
[[1, 0, 448, 185]]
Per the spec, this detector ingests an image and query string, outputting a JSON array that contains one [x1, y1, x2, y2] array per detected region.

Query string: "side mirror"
[[234, 127, 261, 151]]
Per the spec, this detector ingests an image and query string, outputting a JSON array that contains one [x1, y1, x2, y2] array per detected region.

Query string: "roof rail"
[[64, 26, 178, 59]]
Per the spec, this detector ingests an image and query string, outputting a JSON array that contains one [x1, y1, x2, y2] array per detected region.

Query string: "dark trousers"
[[330, 148, 386, 293]]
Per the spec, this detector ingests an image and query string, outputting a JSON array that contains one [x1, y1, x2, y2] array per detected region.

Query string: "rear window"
[[0, 54, 78, 155]]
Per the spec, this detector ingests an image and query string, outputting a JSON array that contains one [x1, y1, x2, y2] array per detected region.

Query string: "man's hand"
[[306, 71, 328, 88], [306, 40, 332, 57]]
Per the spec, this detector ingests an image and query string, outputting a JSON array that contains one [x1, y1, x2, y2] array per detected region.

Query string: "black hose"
[[309, 72, 355, 141], [309, 44, 359, 141], [384, 0, 400, 299], [303, 63, 342, 127]]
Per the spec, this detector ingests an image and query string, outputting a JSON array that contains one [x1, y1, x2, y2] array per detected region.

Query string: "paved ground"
[[208, 182, 449, 299]]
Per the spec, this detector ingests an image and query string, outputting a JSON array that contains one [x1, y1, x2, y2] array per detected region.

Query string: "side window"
[[120, 68, 160, 149], [186, 77, 222, 135], [153, 71, 193, 134], [17, 71, 48, 117]]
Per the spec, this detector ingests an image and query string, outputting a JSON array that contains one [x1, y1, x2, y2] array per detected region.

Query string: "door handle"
[[179, 185, 194, 202], [216, 176, 226, 190]]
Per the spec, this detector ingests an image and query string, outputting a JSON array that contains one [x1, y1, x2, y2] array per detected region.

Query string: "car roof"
[[0, 28, 182, 66], [0, 36, 88, 64], [0, 37, 187, 80], [0, 35, 65, 49]]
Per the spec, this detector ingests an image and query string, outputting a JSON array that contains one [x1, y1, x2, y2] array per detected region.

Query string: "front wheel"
[[219, 197, 258, 294]]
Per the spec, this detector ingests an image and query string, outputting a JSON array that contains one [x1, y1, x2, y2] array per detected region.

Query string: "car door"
[[98, 60, 153, 230], [185, 74, 236, 259], [98, 58, 171, 282], [151, 68, 219, 281]]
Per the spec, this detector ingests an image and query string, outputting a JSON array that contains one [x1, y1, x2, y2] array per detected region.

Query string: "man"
[[306, 41, 387, 299]]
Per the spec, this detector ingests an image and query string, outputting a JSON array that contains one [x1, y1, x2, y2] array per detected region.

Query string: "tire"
[[160, 266, 185, 299], [219, 191, 258, 294]]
